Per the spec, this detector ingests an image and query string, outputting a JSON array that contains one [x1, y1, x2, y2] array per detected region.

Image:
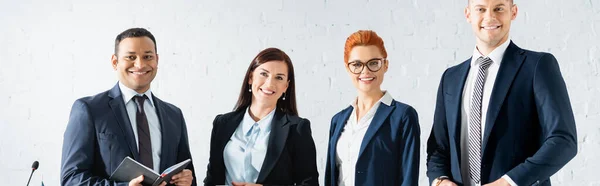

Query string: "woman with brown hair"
[[204, 48, 318, 186], [325, 30, 420, 186]]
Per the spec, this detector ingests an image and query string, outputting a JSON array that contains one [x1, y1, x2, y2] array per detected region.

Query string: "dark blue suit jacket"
[[61, 83, 197, 186], [325, 100, 420, 186], [426, 42, 577, 186]]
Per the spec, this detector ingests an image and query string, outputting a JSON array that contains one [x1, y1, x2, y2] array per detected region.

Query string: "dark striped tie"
[[468, 57, 493, 184], [134, 95, 153, 169]]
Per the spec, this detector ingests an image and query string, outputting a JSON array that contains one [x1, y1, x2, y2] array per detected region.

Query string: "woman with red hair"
[[325, 30, 420, 186]]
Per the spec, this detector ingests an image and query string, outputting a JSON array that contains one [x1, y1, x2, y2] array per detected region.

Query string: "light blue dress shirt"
[[119, 82, 162, 172], [223, 107, 275, 184]]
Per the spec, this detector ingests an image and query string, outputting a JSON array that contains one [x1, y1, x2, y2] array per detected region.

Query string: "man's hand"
[[432, 179, 458, 186], [484, 177, 511, 186], [129, 175, 166, 186], [231, 181, 262, 186], [129, 175, 144, 186], [170, 169, 194, 186]]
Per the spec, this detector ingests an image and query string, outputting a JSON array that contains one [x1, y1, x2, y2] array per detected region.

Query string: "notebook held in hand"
[[110, 156, 191, 186]]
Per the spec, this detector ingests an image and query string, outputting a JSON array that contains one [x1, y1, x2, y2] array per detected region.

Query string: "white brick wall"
[[1, 0, 598, 185]]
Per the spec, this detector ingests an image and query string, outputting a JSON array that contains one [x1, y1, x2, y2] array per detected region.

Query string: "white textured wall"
[[1, 0, 598, 185]]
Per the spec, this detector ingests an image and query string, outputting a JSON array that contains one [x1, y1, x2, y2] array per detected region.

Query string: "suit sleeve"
[[176, 110, 197, 186], [506, 53, 578, 185], [426, 70, 453, 184], [399, 106, 420, 186], [289, 119, 319, 186], [60, 99, 129, 186], [203, 114, 222, 186]]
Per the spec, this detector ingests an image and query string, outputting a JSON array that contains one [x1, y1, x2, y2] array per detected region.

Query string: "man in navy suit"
[[426, 0, 577, 186], [61, 28, 196, 186]]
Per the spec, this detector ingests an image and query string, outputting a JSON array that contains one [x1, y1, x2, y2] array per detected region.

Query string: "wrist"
[[499, 177, 510, 186], [433, 176, 449, 186]]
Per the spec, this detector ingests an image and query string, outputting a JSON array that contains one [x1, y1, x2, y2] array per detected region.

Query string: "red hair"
[[343, 30, 387, 63]]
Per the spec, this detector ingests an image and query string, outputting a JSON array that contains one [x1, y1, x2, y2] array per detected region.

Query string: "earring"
[[282, 92, 286, 100], [248, 84, 252, 92]]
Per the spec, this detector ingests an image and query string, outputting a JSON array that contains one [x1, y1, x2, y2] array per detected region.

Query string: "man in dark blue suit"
[[61, 28, 196, 186], [426, 0, 577, 186]]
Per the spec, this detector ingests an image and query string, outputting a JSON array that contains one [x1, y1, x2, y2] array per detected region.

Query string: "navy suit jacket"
[[61, 83, 197, 186], [426, 42, 577, 186], [325, 100, 420, 186], [203, 108, 319, 186]]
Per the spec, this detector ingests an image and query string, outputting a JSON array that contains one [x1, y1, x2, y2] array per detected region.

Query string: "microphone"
[[26, 161, 39, 186]]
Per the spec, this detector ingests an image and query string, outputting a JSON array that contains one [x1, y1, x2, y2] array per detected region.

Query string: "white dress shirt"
[[459, 39, 517, 186], [119, 82, 162, 172], [336, 91, 393, 186], [223, 107, 274, 184]]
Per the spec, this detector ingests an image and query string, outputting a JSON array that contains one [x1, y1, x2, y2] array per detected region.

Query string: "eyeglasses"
[[347, 58, 385, 74]]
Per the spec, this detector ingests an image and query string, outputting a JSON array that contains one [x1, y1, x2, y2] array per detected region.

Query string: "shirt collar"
[[471, 38, 511, 67], [242, 106, 275, 135], [118, 81, 154, 106], [350, 90, 394, 108]]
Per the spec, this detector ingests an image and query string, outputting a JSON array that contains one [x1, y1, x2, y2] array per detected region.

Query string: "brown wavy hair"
[[234, 48, 298, 116]]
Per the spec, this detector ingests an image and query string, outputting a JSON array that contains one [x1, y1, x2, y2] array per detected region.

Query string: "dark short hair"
[[234, 48, 298, 116], [114, 28, 157, 55]]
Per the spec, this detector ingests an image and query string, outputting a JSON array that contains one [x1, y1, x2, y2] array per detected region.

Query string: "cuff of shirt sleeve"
[[502, 174, 518, 186]]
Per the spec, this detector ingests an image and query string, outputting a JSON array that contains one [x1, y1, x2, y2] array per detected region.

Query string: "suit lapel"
[[215, 108, 244, 183], [257, 110, 290, 183], [448, 60, 471, 159], [482, 42, 525, 152], [357, 102, 395, 159], [152, 95, 171, 171], [328, 106, 352, 179], [219, 110, 245, 156], [107, 83, 139, 160], [447, 60, 471, 182], [332, 107, 353, 146]]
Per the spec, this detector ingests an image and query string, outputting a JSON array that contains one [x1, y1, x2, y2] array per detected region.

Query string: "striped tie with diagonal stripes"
[[134, 95, 153, 169], [468, 57, 493, 184]]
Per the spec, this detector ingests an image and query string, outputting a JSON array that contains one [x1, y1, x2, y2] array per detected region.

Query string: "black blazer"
[[203, 108, 319, 186]]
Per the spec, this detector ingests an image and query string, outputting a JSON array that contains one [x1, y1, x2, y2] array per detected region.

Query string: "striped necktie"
[[468, 57, 493, 184], [134, 95, 153, 169]]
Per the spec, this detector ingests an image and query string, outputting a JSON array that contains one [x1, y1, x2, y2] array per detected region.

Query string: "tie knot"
[[477, 57, 493, 70], [133, 95, 148, 112], [246, 123, 260, 137]]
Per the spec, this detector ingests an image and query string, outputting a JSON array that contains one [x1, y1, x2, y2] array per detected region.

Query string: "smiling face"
[[465, 0, 517, 50], [111, 36, 158, 93], [346, 45, 388, 95], [248, 60, 290, 107]]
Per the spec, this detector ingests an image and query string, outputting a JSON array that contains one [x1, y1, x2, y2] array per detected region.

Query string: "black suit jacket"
[[203, 108, 319, 186], [61, 83, 197, 186]]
